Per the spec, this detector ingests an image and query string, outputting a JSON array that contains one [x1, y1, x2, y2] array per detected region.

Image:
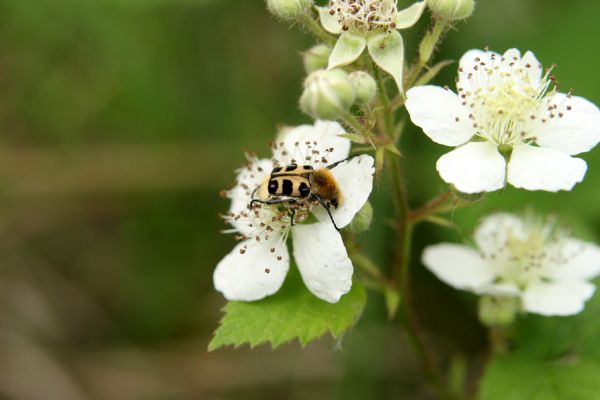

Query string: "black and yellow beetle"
[[250, 159, 348, 230]]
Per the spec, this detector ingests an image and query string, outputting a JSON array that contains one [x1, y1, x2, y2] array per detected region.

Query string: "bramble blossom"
[[422, 213, 600, 316], [406, 48, 600, 193], [214, 121, 375, 303], [317, 0, 427, 93]]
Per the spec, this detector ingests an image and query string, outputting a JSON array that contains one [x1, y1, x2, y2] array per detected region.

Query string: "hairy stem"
[[390, 135, 446, 398], [300, 13, 335, 45], [339, 111, 374, 142], [408, 191, 455, 222], [372, 64, 394, 138]]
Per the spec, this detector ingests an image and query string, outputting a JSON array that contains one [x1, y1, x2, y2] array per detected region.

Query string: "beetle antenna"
[[326, 156, 355, 170], [315, 196, 340, 231]]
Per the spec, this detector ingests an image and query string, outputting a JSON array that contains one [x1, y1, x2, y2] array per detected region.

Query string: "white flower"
[[422, 213, 600, 316], [406, 48, 600, 193], [317, 0, 427, 93], [214, 121, 375, 303]]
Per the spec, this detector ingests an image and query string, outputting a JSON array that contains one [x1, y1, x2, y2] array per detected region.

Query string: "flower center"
[[457, 52, 560, 147], [485, 216, 564, 289], [329, 0, 398, 34]]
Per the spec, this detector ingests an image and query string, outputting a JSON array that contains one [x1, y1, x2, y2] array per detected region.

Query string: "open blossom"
[[406, 48, 600, 193], [422, 213, 600, 316], [214, 121, 375, 303], [317, 0, 427, 93]]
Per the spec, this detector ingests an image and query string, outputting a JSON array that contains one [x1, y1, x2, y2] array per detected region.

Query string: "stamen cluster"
[[328, 0, 398, 34], [456, 51, 569, 147]]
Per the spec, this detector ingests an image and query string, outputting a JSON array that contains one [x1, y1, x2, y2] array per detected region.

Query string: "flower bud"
[[300, 69, 356, 120], [349, 71, 377, 105], [478, 296, 520, 327], [303, 44, 332, 74], [427, 0, 476, 21], [266, 0, 313, 21], [349, 201, 373, 233]]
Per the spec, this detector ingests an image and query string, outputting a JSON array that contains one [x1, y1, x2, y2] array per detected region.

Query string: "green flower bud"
[[303, 44, 332, 74], [266, 0, 313, 21], [478, 296, 520, 327], [300, 69, 356, 120], [348, 71, 377, 105], [428, 0, 476, 21], [349, 201, 373, 233]]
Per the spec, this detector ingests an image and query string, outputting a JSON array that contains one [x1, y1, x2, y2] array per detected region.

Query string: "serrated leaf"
[[209, 269, 367, 351], [480, 279, 600, 400]]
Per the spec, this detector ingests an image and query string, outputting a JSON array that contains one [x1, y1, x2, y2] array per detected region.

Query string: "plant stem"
[[300, 13, 335, 45], [409, 19, 449, 86], [390, 153, 447, 397], [339, 111, 373, 142], [408, 191, 455, 222], [372, 64, 394, 137]]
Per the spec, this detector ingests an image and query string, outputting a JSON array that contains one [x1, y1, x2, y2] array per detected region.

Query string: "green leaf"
[[480, 279, 600, 400], [367, 31, 405, 94], [328, 32, 367, 69], [209, 269, 367, 351]]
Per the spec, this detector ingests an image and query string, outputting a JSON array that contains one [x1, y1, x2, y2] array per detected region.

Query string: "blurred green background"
[[0, 0, 599, 399]]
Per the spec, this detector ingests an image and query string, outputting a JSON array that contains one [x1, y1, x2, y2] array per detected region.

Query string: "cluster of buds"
[[266, 0, 313, 21], [300, 68, 377, 119], [428, 0, 475, 21]]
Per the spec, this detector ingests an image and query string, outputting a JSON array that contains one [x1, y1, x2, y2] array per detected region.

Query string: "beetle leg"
[[315, 196, 340, 231]]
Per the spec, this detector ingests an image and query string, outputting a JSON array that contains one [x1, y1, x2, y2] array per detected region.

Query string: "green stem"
[[300, 13, 335, 45], [390, 156, 447, 396], [392, 18, 450, 110], [339, 111, 373, 142], [352, 252, 393, 292], [372, 64, 394, 138], [408, 191, 455, 222], [409, 19, 449, 86], [489, 327, 510, 354]]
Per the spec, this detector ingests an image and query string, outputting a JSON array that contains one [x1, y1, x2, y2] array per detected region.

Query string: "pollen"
[[329, 0, 398, 34], [457, 51, 571, 147]]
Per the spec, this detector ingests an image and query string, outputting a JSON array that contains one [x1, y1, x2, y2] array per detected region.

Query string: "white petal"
[[275, 120, 351, 167], [228, 158, 273, 217], [534, 93, 600, 155], [545, 239, 600, 281], [328, 32, 367, 69], [474, 213, 526, 256], [507, 144, 587, 192], [367, 31, 404, 93], [292, 222, 353, 303], [422, 244, 496, 291], [501, 48, 522, 65], [457, 49, 501, 92], [406, 85, 476, 146], [395, 1, 427, 29], [317, 6, 343, 35], [214, 239, 289, 302], [522, 280, 596, 316], [437, 141, 506, 193], [521, 50, 543, 87], [312, 154, 375, 229]]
